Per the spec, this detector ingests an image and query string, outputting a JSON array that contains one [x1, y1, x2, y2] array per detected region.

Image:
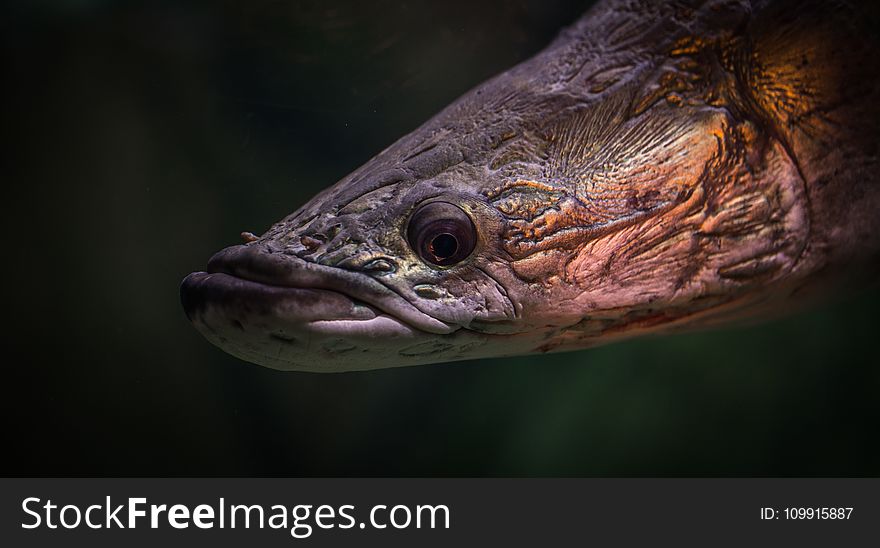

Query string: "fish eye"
[[406, 201, 477, 266]]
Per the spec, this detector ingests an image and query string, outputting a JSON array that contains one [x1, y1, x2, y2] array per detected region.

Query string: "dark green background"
[[5, 0, 878, 476]]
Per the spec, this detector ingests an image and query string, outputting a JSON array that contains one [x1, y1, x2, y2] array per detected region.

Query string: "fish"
[[181, 0, 880, 372]]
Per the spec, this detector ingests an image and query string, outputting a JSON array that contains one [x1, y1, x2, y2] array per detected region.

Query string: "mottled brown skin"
[[181, 0, 880, 371]]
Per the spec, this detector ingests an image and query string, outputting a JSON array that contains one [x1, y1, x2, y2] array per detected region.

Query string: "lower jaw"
[[188, 311, 423, 372], [186, 305, 474, 373], [181, 273, 616, 371], [180, 271, 443, 371]]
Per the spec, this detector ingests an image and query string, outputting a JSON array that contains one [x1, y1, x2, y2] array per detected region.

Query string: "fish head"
[[181, 102, 538, 371], [181, 0, 848, 372], [182, 76, 807, 372]]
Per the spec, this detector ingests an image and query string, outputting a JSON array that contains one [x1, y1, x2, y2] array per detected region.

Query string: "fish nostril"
[[362, 258, 396, 273], [231, 319, 245, 331], [300, 235, 323, 252], [413, 284, 448, 299], [240, 231, 259, 243]]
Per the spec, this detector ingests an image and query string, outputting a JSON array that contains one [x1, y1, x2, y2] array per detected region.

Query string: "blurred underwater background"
[[4, 0, 879, 476]]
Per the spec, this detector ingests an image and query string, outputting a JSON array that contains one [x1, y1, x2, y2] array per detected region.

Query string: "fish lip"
[[180, 271, 380, 326], [185, 243, 455, 335]]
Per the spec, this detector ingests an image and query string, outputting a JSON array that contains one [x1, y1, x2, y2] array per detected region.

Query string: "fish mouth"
[[180, 244, 455, 371]]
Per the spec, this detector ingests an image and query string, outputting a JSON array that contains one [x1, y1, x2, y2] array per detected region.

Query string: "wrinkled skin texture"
[[182, 0, 880, 371]]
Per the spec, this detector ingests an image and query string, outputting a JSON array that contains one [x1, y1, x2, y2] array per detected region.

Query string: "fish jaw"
[[181, 272, 425, 371], [180, 244, 472, 372]]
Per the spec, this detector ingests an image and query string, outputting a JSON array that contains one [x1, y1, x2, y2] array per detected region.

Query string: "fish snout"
[[179, 243, 456, 371]]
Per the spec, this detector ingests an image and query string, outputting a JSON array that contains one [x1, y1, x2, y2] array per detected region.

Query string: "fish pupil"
[[429, 233, 458, 259]]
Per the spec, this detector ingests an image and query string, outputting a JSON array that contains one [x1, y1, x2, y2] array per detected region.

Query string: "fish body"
[[182, 0, 880, 371]]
